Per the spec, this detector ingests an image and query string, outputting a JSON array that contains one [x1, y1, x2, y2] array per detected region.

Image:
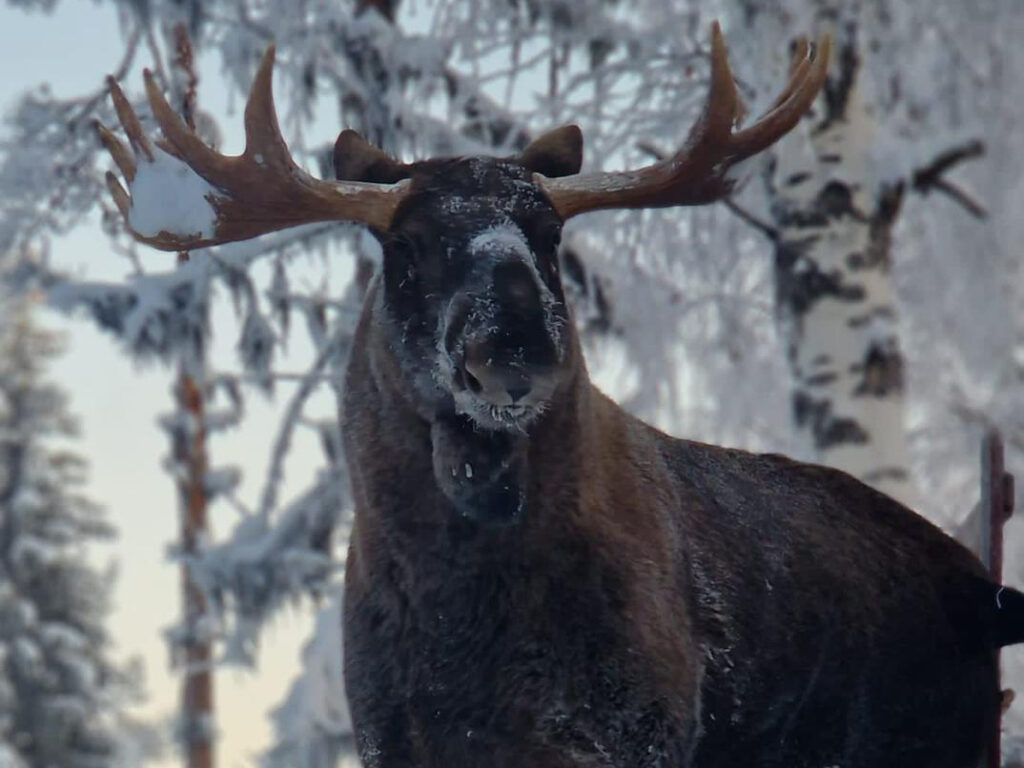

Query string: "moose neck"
[[343, 278, 593, 564]]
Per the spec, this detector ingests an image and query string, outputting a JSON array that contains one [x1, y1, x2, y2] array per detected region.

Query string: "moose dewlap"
[[100, 21, 1024, 768]]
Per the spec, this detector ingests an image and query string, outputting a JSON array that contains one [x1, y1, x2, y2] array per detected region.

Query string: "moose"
[[99, 23, 1024, 768]]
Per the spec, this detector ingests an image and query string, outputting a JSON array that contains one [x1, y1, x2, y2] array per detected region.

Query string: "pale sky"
[[0, 5, 343, 767]]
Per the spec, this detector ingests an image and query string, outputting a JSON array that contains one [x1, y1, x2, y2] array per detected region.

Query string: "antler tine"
[[537, 22, 831, 220], [762, 41, 812, 117], [242, 46, 295, 172], [143, 68, 232, 181], [700, 21, 743, 142], [95, 120, 137, 182], [107, 77, 153, 163], [731, 34, 830, 157], [104, 171, 131, 218]]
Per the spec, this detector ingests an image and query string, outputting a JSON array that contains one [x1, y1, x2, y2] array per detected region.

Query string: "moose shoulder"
[[100, 22, 1024, 768]]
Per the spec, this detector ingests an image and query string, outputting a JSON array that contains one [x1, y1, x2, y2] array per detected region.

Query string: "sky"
[[0, 4, 331, 767]]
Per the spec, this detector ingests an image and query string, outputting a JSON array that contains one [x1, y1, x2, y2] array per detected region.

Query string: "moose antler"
[[538, 22, 831, 220], [97, 46, 408, 251]]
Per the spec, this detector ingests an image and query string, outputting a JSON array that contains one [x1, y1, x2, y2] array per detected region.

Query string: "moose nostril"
[[464, 367, 482, 394], [507, 384, 532, 403]]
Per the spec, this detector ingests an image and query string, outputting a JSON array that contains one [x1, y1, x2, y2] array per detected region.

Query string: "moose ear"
[[333, 130, 410, 183], [519, 125, 583, 178]]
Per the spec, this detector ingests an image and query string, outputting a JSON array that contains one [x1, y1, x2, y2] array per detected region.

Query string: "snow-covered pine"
[[0, 288, 131, 768], [262, 595, 358, 768]]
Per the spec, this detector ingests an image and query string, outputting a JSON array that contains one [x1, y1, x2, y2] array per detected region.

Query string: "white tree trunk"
[[767, 37, 914, 508]]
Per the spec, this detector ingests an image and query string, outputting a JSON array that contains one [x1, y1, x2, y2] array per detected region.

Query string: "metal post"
[[981, 431, 1015, 768]]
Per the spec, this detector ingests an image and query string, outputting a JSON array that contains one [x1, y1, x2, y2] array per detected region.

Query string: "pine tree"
[[0, 293, 126, 768]]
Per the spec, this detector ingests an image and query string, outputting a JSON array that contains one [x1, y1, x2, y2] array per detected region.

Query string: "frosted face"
[[378, 157, 570, 432]]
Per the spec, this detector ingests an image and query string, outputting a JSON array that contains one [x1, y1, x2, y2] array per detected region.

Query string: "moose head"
[[98, 24, 828, 524], [333, 138, 580, 435]]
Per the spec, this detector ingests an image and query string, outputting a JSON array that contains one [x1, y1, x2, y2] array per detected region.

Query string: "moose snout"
[[491, 259, 543, 316], [444, 257, 563, 413], [462, 339, 534, 406]]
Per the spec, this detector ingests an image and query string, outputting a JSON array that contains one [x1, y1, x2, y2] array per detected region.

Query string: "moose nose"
[[506, 383, 532, 403], [492, 260, 542, 314], [462, 339, 533, 406]]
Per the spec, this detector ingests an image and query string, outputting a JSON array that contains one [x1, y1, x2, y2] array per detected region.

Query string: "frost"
[[10, 534, 61, 568], [263, 594, 357, 768], [181, 472, 347, 666], [468, 223, 533, 261], [238, 309, 277, 384], [204, 466, 242, 500], [128, 147, 220, 240], [0, 746, 26, 768], [12, 638, 42, 668]]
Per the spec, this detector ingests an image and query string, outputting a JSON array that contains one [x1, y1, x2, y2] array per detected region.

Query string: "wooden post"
[[981, 431, 1015, 768]]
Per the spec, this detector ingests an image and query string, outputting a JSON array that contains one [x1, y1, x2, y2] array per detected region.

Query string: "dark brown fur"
[[339, 145, 1021, 768]]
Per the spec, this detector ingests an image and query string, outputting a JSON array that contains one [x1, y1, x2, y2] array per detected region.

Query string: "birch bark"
[[766, 32, 914, 506]]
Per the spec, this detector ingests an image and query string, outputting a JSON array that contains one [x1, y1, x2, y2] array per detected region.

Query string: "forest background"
[[0, 1, 1022, 767]]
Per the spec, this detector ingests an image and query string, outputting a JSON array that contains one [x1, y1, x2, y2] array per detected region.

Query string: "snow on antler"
[[127, 146, 220, 240]]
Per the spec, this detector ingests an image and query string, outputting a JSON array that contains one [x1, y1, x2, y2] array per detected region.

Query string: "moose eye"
[[535, 223, 562, 255], [389, 234, 420, 262]]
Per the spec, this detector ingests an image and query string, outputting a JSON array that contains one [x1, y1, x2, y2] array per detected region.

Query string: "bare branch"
[[911, 139, 987, 219], [721, 198, 780, 241]]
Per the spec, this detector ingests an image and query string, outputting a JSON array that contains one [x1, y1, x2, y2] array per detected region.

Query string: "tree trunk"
[[766, 29, 914, 507], [172, 30, 214, 768], [175, 369, 214, 768]]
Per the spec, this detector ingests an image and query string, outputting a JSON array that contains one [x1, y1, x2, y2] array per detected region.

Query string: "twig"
[[255, 323, 349, 525], [70, 26, 142, 126], [721, 199, 780, 241], [173, 24, 200, 131], [911, 139, 987, 219], [144, 25, 170, 92]]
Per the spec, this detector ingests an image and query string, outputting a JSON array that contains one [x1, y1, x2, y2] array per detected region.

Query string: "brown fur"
[[339, 145, 1020, 768]]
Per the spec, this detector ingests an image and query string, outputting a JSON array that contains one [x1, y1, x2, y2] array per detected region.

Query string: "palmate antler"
[[537, 22, 831, 219], [98, 23, 829, 250], [97, 47, 409, 251]]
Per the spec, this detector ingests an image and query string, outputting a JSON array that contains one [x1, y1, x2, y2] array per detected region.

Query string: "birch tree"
[[766, 11, 983, 510]]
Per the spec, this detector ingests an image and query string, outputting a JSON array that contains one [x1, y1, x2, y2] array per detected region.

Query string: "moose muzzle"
[[446, 254, 563, 428]]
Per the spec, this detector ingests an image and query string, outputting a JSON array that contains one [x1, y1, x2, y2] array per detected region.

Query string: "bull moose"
[[98, 22, 1024, 768]]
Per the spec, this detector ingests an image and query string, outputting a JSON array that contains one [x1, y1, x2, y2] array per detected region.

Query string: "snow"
[[264, 594, 356, 768], [10, 534, 61, 568], [39, 622, 89, 653], [0, 745, 27, 768], [128, 147, 220, 240], [468, 222, 533, 261], [204, 466, 242, 499]]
